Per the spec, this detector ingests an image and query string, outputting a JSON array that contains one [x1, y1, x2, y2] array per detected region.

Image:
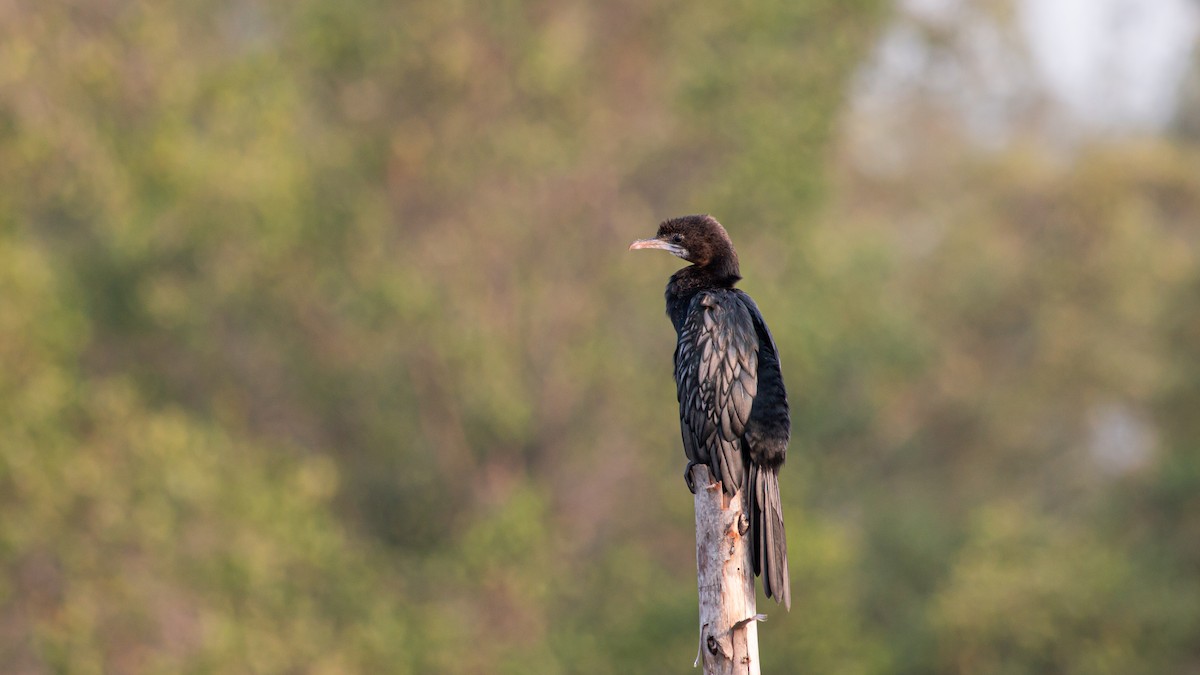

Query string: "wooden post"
[[691, 464, 764, 675]]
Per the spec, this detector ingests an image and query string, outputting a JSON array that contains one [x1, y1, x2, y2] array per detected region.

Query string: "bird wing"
[[737, 291, 790, 467], [675, 290, 759, 495]]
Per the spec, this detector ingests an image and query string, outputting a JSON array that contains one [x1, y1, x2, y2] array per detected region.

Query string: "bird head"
[[629, 214, 740, 278]]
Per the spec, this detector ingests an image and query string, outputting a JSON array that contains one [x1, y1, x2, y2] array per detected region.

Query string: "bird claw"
[[684, 462, 698, 494]]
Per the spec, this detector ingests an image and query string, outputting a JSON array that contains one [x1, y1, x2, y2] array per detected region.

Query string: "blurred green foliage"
[[2, 0, 1199, 673]]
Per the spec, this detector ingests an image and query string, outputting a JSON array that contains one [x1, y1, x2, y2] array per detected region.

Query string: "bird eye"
[[671, 234, 684, 244]]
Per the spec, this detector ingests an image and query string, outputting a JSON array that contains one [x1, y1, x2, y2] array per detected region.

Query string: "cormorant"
[[630, 214, 791, 609]]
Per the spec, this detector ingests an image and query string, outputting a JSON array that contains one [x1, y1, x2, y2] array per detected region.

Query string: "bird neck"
[[665, 261, 741, 331], [672, 257, 741, 291]]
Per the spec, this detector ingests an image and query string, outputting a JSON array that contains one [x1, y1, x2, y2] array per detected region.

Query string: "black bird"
[[630, 214, 791, 609]]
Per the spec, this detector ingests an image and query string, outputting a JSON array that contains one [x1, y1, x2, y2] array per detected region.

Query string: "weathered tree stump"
[[691, 464, 764, 675]]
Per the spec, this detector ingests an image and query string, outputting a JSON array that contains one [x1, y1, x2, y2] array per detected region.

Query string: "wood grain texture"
[[692, 464, 763, 675]]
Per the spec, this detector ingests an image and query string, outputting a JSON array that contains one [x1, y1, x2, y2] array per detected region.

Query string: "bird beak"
[[629, 238, 688, 259], [629, 237, 667, 251]]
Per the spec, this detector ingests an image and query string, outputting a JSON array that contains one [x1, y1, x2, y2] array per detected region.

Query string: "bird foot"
[[684, 461, 698, 494]]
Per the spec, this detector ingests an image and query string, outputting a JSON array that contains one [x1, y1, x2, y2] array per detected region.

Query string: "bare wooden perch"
[[691, 464, 765, 675]]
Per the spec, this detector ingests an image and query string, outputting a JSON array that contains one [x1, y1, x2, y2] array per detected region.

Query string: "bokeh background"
[[3, 0, 1200, 672]]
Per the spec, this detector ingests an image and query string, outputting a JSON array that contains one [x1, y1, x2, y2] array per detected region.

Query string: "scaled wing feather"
[[674, 290, 761, 495]]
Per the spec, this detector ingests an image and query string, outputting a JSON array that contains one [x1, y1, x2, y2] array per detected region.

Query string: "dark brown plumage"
[[630, 214, 791, 609]]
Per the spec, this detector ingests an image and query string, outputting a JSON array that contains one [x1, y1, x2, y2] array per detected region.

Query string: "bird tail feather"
[[751, 465, 790, 610]]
